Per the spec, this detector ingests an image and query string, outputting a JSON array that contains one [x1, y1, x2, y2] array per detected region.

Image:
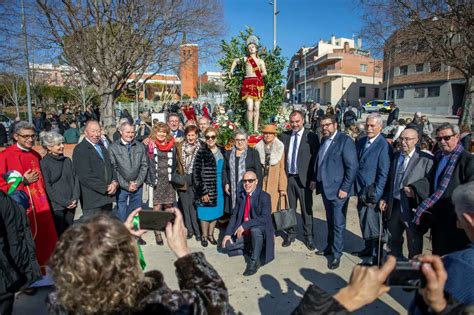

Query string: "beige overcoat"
[[254, 138, 288, 213]]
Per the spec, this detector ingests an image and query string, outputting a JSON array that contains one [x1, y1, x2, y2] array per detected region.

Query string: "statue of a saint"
[[229, 35, 267, 133]]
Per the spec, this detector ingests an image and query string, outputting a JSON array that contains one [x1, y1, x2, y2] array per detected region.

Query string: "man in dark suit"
[[408, 123, 474, 256], [73, 121, 118, 218], [280, 110, 319, 249], [310, 115, 358, 269], [167, 112, 184, 138], [379, 127, 433, 259], [386, 102, 399, 126], [353, 113, 391, 266], [222, 171, 275, 276]]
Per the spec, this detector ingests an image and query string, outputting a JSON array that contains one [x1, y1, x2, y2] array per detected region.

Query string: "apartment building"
[[286, 35, 383, 106], [383, 33, 465, 115]]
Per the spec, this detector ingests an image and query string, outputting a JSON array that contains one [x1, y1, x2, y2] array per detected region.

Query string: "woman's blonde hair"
[[150, 121, 172, 142], [49, 215, 149, 314]]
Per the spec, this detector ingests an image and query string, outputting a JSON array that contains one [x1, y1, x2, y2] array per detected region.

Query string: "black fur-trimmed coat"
[[193, 146, 225, 206], [47, 252, 231, 315]]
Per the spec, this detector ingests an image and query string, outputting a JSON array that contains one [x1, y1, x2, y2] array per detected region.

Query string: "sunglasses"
[[205, 135, 216, 140], [242, 179, 257, 183], [435, 134, 455, 142]]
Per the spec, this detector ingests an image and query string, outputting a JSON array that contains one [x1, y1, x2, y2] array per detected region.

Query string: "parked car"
[[363, 100, 393, 113]]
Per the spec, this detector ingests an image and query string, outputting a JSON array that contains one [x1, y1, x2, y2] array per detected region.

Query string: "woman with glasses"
[[39, 131, 80, 237], [254, 124, 287, 213], [176, 125, 202, 241], [193, 127, 225, 247], [145, 122, 177, 246], [223, 129, 262, 215]]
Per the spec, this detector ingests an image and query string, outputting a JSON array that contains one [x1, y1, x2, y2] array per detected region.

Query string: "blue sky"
[[201, 0, 364, 73]]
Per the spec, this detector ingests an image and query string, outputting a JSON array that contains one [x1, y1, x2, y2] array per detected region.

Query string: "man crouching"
[[222, 171, 275, 276]]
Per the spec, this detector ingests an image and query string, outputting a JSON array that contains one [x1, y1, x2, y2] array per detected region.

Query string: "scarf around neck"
[[229, 147, 247, 209], [412, 143, 464, 224]]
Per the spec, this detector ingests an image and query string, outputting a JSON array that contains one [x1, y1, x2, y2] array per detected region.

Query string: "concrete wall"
[[390, 82, 453, 115]]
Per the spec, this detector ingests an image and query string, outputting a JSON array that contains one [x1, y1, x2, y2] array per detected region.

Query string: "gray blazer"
[[108, 140, 148, 191], [383, 149, 434, 217]]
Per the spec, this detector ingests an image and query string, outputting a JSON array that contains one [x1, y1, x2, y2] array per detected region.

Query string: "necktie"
[[243, 194, 251, 236], [317, 138, 331, 181], [95, 144, 104, 160], [434, 155, 449, 191], [393, 155, 406, 199], [290, 132, 298, 174]]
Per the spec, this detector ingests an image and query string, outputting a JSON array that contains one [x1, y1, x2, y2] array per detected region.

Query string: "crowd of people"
[[0, 100, 473, 314]]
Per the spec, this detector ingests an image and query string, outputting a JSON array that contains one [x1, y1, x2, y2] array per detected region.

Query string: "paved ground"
[[13, 192, 430, 315]]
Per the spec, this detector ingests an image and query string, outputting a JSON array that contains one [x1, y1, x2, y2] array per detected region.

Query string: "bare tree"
[[0, 73, 25, 117], [36, 0, 224, 127], [360, 0, 473, 126]]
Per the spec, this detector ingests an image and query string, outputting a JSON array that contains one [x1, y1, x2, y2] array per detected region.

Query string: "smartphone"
[[386, 260, 427, 289], [139, 210, 175, 231]]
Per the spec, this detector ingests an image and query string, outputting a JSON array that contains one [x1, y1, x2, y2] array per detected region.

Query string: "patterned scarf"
[[413, 143, 464, 224], [182, 141, 200, 174], [229, 147, 247, 209]]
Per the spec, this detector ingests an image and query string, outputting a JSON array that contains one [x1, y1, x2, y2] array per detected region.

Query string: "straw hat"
[[261, 124, 277, 134]]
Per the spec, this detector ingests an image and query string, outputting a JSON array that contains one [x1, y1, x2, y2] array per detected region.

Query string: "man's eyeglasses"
[[398, 137, 417, 142], [435, 134, 455, 142], [17, 134, 36, 140], [235, 138, 246, 142], [205, 135, 216, 140], [242, 178, 256, 183]]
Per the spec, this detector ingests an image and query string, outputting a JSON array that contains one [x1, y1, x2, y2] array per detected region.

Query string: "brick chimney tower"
[[179, 35, 198, 99]]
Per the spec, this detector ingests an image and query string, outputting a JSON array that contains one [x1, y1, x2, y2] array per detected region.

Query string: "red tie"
[[243, 193, 251, 236]]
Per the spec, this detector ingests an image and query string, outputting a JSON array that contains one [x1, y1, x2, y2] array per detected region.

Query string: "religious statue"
[[229, 35, 267, 133]]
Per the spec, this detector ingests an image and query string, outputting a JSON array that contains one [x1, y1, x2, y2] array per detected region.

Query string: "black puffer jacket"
[[0, 191, 42, 295], [193, 146, 225, 206], [47, 252, 232, 315]]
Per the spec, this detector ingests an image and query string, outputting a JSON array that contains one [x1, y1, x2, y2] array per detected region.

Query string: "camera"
[[386, 260, 427, 289]]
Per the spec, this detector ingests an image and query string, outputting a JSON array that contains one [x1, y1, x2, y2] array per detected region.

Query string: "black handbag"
[[272, 195, 297, 231]]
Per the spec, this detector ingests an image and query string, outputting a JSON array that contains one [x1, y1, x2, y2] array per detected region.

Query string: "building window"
[[374, 88, 379, 98], [359, 86, 366, 98], [397, 89, 404, 99], [427, 86, 440, 97], [399, 65, 408, 75], [360, 64, 368, 72], [414, 88, 425, 98], [416, 63, 424, 72]]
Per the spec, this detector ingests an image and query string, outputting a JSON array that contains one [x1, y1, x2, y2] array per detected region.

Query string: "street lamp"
[[292, 60, 298, 103], [304, 48, 307, 103], [269, 1, 279, 50]]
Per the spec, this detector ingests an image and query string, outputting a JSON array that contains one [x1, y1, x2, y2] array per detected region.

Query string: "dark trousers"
[[225, 226, 265, 263], [0, 291, 14, 315], [286, 175, 313, 240], [81, 203, 113, 220], [321, 186, 349, 258], [387, 199, 423, 259], [52, 208, 75, 237], [431, 211, 470, 256], [178, 186, 201, 237]]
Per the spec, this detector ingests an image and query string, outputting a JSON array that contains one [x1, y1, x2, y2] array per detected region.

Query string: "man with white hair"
[[353, 113, 391, 266], [109, 122, 148, 222], [442, 181, 474, 304]]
